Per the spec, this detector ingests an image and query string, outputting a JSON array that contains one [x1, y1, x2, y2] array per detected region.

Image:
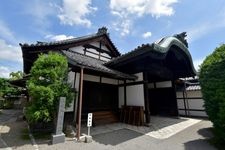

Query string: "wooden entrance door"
[[82, 81, 118, 113], [149, 88, 178, 116]]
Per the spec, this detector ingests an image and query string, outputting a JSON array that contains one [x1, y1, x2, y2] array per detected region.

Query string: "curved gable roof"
[[105, 33, 196, 77]]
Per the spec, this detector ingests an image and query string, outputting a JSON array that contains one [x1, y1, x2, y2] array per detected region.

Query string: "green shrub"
[[199, 44, 225, 142], [25, 52, 74, 124]]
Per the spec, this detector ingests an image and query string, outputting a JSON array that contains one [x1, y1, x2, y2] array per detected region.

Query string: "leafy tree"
[[9, 71, 24, 80], [0, 78, 20, 97], [25, 52, 74, 123], [199, 44, 225, 143]]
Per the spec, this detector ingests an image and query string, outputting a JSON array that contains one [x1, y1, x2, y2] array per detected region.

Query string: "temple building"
[[20, 27, 196, 131]]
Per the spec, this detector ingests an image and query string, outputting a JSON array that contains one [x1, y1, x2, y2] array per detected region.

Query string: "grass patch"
[[21, 127, 52, 140], [32, 131, 52, 139], [21, 128, 30, 140]]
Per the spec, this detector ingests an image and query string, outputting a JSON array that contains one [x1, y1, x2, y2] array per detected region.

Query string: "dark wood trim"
[[73, 72, 77, 122], [153, 82, 156, 88], [118, 80, 145, 87], [100, 76, 102, 83], [172, 80, 179, 116], [84, 43, 113, 57], [143, 72, 150, 123], [178, 108, 205, 112], [182, 90, 187, 116], [85, 49, 111, 59], [99, 41, 101, 59], [124, 80, 127, 106], [77, 67, 84, 140]]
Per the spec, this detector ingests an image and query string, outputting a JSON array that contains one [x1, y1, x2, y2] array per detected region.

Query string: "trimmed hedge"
[[199, 44, 225, 142]]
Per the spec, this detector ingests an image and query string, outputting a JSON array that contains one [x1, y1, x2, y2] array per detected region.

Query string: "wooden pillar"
[[124, 80, 127, 106], [77, 67, 84, 140], [143, 72, 150, 123]]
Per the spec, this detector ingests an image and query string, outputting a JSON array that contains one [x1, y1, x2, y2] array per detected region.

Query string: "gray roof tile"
[[62, 50, 137, 80]]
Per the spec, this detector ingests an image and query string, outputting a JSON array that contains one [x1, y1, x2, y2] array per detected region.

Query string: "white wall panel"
[[102, 77, 118, 85], [84, 74, 100, 82], [186, 91, 202, 97], [177, 100, 185, 109], [69, 46, 84, 54], [189, 111, 207, 117], [156, 81, 172, 88], [148, 83, 154, 89], [119, 87, 124, 108], [187, 99, 205, 110], [67, 71, 75, 88], [126, 84, 145, 108], [176, 92, 183, 98]]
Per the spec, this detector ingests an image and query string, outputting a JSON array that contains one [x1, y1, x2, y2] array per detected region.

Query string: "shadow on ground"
[[93, 128, 143, 146], [184, 127, 216, 150]]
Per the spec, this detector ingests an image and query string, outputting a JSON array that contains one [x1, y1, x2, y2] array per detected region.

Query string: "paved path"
[[37, 119, 215, 150], [0, 109, 34, 150], [0, 111, 216, 150]]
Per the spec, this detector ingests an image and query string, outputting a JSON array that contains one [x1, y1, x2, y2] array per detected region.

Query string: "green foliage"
[[26, 52, 74, 124], [199, 44, 225, 142], [9, 71, 24, 80], [0, 78, 19, 97]]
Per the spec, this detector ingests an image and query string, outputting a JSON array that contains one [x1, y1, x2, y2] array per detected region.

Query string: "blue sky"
[[0, 0, 225, 78]]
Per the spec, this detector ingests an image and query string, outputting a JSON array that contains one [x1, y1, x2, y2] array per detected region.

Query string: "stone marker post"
[[52, 97, 66, 144]]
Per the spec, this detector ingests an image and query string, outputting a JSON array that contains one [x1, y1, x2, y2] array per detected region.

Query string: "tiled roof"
[[19, 27, 120, 56], [186, 85, 201, 91], [62, 50, 137, 80]]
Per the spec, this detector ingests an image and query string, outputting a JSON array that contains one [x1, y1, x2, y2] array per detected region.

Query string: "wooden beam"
[[77, 67, 84, 141], [143, 72, 150, 123], [124, 80, 127, 106]]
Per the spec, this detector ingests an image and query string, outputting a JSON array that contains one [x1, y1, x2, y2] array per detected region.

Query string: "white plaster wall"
[[177, 99, 184, 109], [187, 99, 205, 110], [189, 111, 207, 117], [176, 89, 207, 117], [86, 51, 99, 59], [135, 72, 143, 81], [148, 83, 154, 89], [100, 56, 110, 61], [126, 84, 145, 108], [156, 81, 172, 88], [178, 110, 186, 115], [176, 92, 183, 98], [83, 74, 100, 82], [118, 80, 124, 84], [67, 71, 75, 88], [65, 71, 77, 112], [90, 42, 100, 48], [186, 91, 202, 97], [118, 87, 124, 108], [102, 77, 118, 85], [101, 44, 110, 51], [69, 46, 84, 54]]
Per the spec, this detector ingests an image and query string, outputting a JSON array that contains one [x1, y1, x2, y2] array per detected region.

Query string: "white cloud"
[[45, 34, 75, 41], [0, 39, 22, 63], [193, 58, 205, 72], [0, 20, 17, 44], [0, 66, 11, 78], [187, 10, 225, 43], [58, 0, 97, 27], [23, 0, 55, 27], [142, 31, 152, 38], [110, 0, 177, 36]]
